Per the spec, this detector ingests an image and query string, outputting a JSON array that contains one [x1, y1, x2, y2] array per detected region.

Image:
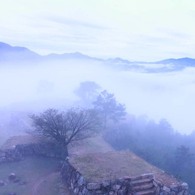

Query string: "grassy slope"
[[70, 151, 181, 186], [69, 135, 114, 156], [69, 137, 181, 186]]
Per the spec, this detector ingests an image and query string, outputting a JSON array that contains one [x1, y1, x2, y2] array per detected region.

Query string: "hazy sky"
[[0, 0, 195, 60]]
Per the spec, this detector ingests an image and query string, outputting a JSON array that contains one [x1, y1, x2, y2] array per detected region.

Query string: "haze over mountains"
[[1, 41, 195, 135], [1, 42, 195, 72]]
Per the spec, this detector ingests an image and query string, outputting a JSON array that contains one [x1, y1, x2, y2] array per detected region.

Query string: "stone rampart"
[[0, 142, 190, 194], [61, 160, 189, 195], [0, 142, 65, 163]]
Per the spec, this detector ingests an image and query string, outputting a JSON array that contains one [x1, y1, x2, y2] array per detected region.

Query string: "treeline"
[[103, 115, 195, 194], [74, 81, 195, 193]]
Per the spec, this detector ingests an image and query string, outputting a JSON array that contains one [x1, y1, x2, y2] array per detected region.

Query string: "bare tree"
[[30, 108, 99, 156]]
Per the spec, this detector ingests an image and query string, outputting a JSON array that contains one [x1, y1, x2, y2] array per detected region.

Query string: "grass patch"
[[70, 151, 181, 185], [69, 135, 113, 156], [1, 135, 45, 149]]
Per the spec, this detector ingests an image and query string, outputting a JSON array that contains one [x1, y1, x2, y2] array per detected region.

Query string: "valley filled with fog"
[[0, 57, 195, 139], [2, 1, 195, 194]]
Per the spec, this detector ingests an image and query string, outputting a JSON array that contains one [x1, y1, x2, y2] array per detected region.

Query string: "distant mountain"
[[1, 42, 195, 72], [106, 57, 131, 64], [157, 57, 195, 65], [105, 57, 145, 71], [145, 57, 195, 72], [0, 42, 41, 62], [0, 42, 102, 63], [45, 52, 102, 61]]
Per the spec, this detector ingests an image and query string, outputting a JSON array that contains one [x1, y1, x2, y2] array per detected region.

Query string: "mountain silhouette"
[[0, 42, 195, 72], [0, 42, 41, 62]]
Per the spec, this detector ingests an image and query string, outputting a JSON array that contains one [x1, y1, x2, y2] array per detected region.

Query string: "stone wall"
[[154, 179, 188, 195], [0, 143, 190, 194], [61, 161, 189, 195], [0, 142, 66, 163]]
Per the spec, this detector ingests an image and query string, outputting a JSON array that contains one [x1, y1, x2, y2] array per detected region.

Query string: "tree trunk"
[[103, 114, 108, 130], [64, 145, 69, 157], [59, 143, 69, 158]]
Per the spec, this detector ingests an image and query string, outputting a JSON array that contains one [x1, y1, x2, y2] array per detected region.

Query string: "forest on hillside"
[[72, 81, 195, 194], [104, 115, 195, 194]]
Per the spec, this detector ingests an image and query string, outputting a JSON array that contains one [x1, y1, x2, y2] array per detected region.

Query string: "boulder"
[[8, 173, 16, 181], [0, 180, 5, 186]]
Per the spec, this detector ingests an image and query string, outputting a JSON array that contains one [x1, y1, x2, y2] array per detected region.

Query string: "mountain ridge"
[[1, 42, 195, 71]]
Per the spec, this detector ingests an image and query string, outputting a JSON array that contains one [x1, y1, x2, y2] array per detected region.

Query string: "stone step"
[[132, 183, 154, 192], [131, 178, 153, 186], [131, 174, 154, 182], [135, 188, 156, 195]]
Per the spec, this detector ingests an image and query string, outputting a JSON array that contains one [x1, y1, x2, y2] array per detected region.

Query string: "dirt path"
[[31, 171, 71, 195], [31, 172, 57, 195]]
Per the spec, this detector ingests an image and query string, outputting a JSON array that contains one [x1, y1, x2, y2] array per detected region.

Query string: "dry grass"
[[1, 135, 182, 186], [70, 151, 158, 182], [1, 135, 45, 149], [70, 151, 182, 186], [68, 135, 113, 156]]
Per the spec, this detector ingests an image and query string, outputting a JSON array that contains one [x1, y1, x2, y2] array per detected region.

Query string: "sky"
[[0, 0, 195, 135], [0, 0, 195, 60]]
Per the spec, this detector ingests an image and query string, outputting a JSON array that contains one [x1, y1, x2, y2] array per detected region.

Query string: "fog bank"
[[0, 59, 194, 134]]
